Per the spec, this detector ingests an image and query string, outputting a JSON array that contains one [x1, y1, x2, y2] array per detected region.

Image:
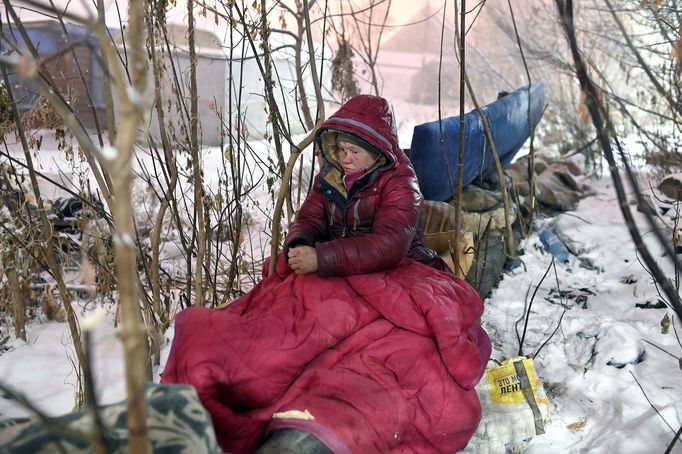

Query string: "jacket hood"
[[316, 95, 401, 172]]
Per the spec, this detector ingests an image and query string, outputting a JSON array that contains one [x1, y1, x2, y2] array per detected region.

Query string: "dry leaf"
[[42, 284, 65, 322], [661, 312, 671, 334], [79, 256, 97, 298], [567, 418, 587, 430], [620, 274, 638, 284]]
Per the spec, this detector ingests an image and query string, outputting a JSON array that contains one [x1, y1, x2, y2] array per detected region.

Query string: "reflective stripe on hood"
[[328, 117, 393, 153], [316, 95, 400, 168]]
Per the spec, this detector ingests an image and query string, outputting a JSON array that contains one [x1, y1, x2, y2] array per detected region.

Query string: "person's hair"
[[335, 132, 380, 157]]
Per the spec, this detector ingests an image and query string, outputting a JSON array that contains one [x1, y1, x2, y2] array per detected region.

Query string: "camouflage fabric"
[[0, 383, 220, 454]]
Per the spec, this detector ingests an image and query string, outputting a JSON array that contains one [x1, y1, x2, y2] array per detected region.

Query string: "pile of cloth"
[[420, 153, 589, 297]]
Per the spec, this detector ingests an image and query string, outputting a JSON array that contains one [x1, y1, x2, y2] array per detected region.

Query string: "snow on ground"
[[0, 130, 681, 452], [0, 309, 127, 417], [478, 176, 682, 453]]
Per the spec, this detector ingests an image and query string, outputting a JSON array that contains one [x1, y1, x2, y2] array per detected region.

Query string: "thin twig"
[[518, 258, 554, 356], [642, 338, 680, 360], [82, 331, 110, 454], [555, 0, 682, 323], [534, 259, 569, 358], [673, 314, 682, 351], [665, 424, 682, 454], [436, 0, 461, 274], [628, 370, 675, 433], [515, 282, 533, 353], [507, 0, 537, 235]]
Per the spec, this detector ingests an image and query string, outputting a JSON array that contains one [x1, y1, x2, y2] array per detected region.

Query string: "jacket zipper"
[[352, 199, 360, 230], [322, 182, 364, 237], [342, 203, 348, 237]]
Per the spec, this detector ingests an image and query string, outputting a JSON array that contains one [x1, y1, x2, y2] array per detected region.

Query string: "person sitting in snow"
[[286, 107, 450, 276], [161, 95, 491, 453]]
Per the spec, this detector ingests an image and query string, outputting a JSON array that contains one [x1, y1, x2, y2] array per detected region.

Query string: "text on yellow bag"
[[486, 357, 545, 405]]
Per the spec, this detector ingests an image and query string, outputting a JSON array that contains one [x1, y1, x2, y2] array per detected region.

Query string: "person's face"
[[337, 140, 376, 172]]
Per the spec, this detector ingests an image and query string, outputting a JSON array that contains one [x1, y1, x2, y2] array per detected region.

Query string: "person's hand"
[[288, 246, 318, 274]]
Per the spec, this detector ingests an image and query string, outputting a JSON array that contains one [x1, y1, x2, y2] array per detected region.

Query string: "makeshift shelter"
[[0, 20, 106, 129]]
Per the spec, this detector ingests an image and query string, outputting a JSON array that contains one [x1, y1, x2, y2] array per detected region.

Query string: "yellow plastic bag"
[[486, 357, 550, 407], [463, 357, 551, 454]]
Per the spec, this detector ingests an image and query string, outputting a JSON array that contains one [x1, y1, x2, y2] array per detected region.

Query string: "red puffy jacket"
[[285, 95, 445, 276]]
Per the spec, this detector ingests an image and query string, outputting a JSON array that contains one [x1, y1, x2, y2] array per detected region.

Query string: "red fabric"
[[284, 95, 437, 276], [342, 168, 365, 191], [162, 254, 490, 453], [161, 95, 491, 453]]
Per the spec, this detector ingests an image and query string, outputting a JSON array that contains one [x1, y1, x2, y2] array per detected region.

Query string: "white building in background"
[[126, 22, 328, 146], [8, 0, 328, 146]]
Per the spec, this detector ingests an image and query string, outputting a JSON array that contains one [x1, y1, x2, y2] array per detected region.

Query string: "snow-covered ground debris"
[[480, 177, 682, 453]]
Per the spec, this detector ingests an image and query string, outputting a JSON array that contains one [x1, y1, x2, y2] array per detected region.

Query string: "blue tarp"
[[409, 83, 546, 201]]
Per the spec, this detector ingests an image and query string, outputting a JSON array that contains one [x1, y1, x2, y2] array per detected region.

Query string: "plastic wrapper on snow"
[[539, 229, 571, 263], [564, 331, 598, 372]]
